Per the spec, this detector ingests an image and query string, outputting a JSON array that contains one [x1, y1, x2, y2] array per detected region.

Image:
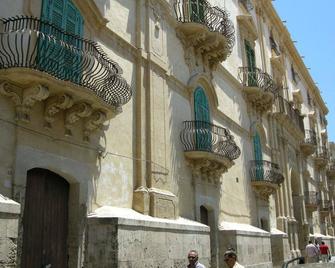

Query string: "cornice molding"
[[260, 0, 328, 114]]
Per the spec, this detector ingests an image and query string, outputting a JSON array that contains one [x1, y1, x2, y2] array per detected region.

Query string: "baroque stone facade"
[[0, 0, 333, 267]]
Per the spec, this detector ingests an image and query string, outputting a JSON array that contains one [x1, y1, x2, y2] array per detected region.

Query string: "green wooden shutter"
[[245, 40, 256, 86], [39, 0, 83, 82], [194, 87, 211, 151], [253, 132, 264, 180], [189, 0, 205, 23]]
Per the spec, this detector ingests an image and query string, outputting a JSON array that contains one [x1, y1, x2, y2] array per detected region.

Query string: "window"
[[253, 132, 263, 180], [245, 40, 256, 86], [189, 0, 205, 23], [38, 0, 84, 82], [194, 87, 211, 151]]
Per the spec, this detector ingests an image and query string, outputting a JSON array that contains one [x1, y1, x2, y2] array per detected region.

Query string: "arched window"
[[194, 87, 211, 151], [39, 0, 84, 81], [253, 131, 263, 180], [194, 87, 210, 122]]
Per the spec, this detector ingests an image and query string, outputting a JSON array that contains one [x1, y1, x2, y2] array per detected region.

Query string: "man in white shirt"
[[305, 240, 319, 263]]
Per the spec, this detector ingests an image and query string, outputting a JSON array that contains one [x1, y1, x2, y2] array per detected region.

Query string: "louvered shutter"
[[39, 0, 83, 82], [253, 132, 264, 180], [194, 87, 211, 151], [245, 40, 256, 86]]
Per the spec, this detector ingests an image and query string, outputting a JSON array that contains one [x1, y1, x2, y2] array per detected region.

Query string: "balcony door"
[[189, 0, 205, 23], [194, 87, 211, 151], [38, 0, 84, 82], [245, 40, 257, 86], [21, 168, 69, 268], [253, 131, 264, 180]]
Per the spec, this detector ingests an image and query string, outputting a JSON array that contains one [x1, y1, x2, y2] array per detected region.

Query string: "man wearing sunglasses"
[[187, 250, 206, 268], [223, 248, 244, 268]]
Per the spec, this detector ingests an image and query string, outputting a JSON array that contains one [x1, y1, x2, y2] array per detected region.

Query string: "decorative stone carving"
[[251, 181, 279, 201], [44, 94, 74, 128], [65, 103, 92, 136], [0, 81, 49, 121], [83, 110, 107, 141], [185, 153, 233, 184]]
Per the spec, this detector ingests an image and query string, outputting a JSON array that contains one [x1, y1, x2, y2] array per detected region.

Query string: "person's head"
[[308, 240, 312, 244], [321, 241, 325, 245], [224, 248, 237, 268], [188, 250, 199, 265]]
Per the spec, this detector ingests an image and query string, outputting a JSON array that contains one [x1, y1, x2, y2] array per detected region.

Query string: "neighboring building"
[[0, 0, 333, 267]]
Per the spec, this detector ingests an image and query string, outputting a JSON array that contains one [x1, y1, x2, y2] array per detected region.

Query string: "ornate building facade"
[[0, 0, 333, 267]]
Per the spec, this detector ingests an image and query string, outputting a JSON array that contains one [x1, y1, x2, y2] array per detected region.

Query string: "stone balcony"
[[319, 199, 331, 217], [180, 120, 241, 183], [238, 67, 279, 113], [273, 96, 305, 140], [314, 146, 329, 168], [0, 16, 131, 140], [304, 191, 318, 212], [249, 160, 284, 200], [173, 0, 235, 68], [300, 129, 317, 156]]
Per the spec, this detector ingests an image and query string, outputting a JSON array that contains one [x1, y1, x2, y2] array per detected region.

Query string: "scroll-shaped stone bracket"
[[65, 102, 92, 136], [0, 81, 49, 122], [44, 94, 74, 128], [83, 110, 107, 142]]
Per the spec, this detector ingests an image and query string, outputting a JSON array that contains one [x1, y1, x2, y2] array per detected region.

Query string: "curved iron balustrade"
[[319, 199, 331, 212], [303, 129, 317, 145], [180, 120, 241, 161], [275, 96, 305, 133], [316, 146, 329, 159], [249, 160, 284, 185], [238, 67, 279, 95], [304, 191, 318, 206], [0, 16, 132, 106], [173, 0, 235, 56]]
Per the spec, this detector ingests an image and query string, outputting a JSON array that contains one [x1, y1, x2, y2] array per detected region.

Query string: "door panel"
[[22, 168, 69, 268]]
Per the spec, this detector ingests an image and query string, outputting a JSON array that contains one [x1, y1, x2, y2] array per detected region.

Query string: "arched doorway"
[[21, 168, 69, 268]]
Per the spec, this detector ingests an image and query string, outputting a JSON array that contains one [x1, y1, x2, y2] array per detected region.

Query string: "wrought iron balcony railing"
[[275, 96, 304, 133], [238, 67, 279, 95], [0, 16, 132, 106], [173, 0, 235, 56], [316, 146, 329, 159], [180, 120, 241, 161], [303, 129, 317, 145], [249, 160, 284, 185], [319, 199, 331, 212], [305, 191, 318, 207]]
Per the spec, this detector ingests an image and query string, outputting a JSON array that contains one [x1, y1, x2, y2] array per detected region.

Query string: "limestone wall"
[[0, 195, 20, 268], [86, 211, 210, 267]]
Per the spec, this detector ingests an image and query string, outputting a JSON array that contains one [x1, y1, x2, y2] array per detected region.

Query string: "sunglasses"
[[188, 256, 197, 259]]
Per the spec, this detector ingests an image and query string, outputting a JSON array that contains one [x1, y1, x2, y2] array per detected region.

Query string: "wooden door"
[[22, 168, 69, 268]]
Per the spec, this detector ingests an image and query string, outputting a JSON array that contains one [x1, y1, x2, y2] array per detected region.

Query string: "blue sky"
[[273, 1, 335, 142]]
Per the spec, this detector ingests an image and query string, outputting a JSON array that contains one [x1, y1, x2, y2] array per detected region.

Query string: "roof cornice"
[[259, 0, 328, 114]]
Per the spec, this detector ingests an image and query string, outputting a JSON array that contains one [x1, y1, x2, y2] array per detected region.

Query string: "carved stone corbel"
[[83, 110, 107, 141], [44, 94, 73, 128], [65, 102, 92, 136], [0, 81, 49, 121]]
